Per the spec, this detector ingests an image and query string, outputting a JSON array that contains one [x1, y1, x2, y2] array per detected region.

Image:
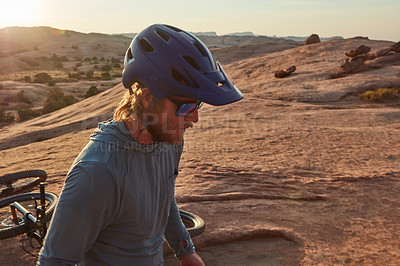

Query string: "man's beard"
[[143, 99, 194, 145], [148, 121, 193, 145]]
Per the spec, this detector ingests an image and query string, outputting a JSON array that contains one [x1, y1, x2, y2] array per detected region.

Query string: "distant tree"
[[68, 72, 81, 80], [101, 65, 112, 71], [42, 87, 77, 114], [113, 63, 121, 68], [12, 90, 32, 104], [85, 85, 100, 98], [86, 70, 94, 79], [33, 73, 52, 83], [24, 76, 31, 83], [101, 72, 111, 79], [47, 80, 57, 86], [0, 107, 15, 122], [18, 108, 42, 121]]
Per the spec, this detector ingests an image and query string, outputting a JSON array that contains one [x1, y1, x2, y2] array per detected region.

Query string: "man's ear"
[[141, 88, 153, 109]]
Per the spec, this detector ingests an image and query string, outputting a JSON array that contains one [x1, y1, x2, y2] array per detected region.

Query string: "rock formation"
[[305, 34, 321, 45], [345, 44, 371, 57], [329, 42, 400, 79], [274, 66, 296, 78]]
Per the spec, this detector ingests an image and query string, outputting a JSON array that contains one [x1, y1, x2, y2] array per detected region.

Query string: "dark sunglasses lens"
[[177, 103, 197, 116]]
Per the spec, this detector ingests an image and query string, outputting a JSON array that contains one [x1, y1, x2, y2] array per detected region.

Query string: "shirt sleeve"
[[164, 197, 195, 259], [37, 163, 118, 265]]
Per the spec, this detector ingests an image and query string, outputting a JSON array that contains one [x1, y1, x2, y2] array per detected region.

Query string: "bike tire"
[[0, 170, 47, 198], [179, 210, 205, 237], [0, 192, 58, 240]]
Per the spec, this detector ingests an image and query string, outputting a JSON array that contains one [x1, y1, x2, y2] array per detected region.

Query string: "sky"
[[0, 0, 399, 41]]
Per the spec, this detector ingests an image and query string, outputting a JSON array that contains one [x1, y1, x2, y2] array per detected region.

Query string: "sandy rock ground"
[[1, 38, 400, 265]]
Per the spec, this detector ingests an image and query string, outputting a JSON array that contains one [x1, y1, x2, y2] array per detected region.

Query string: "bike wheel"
[[0, 170, 47, 198], [0, 192, 58, 240], [179, 210, 205, 237]]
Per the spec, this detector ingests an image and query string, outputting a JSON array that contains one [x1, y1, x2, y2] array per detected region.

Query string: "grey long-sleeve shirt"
[[38, 120, 195, 265]]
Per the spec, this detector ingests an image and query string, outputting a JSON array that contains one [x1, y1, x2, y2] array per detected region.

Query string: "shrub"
[[12, 90, 32, 104], [33, 73, 52, 83], [85, 85, 100, 98], [86, 70, 94, 79], [24, 76, 31, 83], [68, 72, 81, 80], [42, 87, 77, 114], [18, 108, 42, 121], [359, 88, 400, 101], [101, 72, 111, 79], [0, 107, 15, 122], [101, 65, 112, 71], [47, 80, 57, 86]]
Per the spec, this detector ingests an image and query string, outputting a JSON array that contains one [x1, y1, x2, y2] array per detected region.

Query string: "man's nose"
[[184, 109, 199, 123]]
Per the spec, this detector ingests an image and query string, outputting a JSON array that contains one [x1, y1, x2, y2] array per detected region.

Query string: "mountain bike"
[[0, 189, 205, 241], [0, 170, 47, 198], [0, 168, 205, 260], [0, 182, 57, 257]]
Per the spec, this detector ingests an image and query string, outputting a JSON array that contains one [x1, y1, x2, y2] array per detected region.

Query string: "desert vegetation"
[[359, 87, 400, 101]]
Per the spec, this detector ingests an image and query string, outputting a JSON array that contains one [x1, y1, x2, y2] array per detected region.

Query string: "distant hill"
[[0, 26, 302, 75], [281, 36, 344, 42]]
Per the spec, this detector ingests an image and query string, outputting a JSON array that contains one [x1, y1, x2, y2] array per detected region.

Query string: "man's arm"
[[164, 198, 198, 259]]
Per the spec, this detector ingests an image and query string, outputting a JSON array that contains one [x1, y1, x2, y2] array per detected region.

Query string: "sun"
[[0, 0, 41, 26]]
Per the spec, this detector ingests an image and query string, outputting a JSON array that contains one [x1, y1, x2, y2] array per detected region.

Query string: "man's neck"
[[125, 119, 154, 144]]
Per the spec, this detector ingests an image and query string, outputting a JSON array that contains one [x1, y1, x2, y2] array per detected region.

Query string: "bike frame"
[[8, 183, 48, 246]]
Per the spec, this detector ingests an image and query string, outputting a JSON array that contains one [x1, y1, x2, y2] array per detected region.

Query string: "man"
[[38, 24, 243, 265]]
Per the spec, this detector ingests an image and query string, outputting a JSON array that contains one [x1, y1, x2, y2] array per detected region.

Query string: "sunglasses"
[[167, 97, 204, 117]]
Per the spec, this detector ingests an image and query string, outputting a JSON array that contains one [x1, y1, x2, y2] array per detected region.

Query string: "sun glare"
[[0, 0, 40, 26]]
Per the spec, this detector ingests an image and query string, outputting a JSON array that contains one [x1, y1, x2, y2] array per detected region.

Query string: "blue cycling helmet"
[[122, 24, 243, 106]]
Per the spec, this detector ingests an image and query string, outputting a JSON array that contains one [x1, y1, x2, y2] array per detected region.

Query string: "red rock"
[[340, 58, 364, 73], [274, 66, 296, 78], [390, 42, 400, 53], [305, 34, 321, 45], [345, 45, 371, 57]]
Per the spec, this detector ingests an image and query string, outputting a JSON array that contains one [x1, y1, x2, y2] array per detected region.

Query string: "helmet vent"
[[183, 56, 200, 71], [139, 39, 154, 52], [165, 25, 182, 32], [217, 81, 225, 87], [127, 48, 133, 60], [156, 29, 169, 42], [171, 69, 189, 86], [193, 42, 206, 57]]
